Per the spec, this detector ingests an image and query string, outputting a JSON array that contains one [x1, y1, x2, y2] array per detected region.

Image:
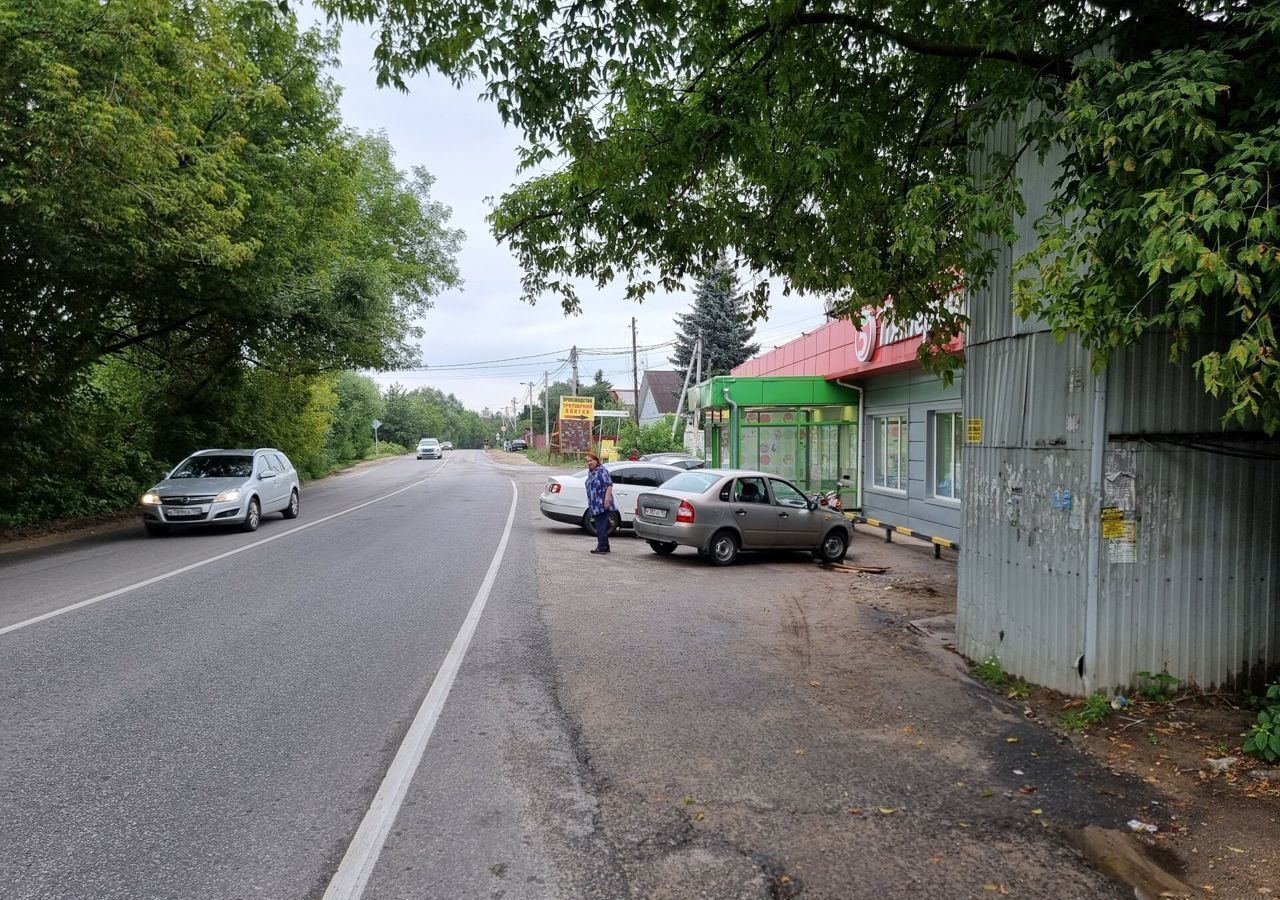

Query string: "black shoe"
[[590, 548, 610, 554]]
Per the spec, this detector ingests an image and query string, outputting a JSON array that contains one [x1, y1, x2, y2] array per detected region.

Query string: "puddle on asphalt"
[[1055, 824, 1197, 899]]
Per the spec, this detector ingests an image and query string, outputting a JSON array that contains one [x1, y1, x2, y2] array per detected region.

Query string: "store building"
[[689, 312, 965, 545]]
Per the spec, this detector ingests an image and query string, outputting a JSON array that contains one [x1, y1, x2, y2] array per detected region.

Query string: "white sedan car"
[[539, 461, 685, 533]]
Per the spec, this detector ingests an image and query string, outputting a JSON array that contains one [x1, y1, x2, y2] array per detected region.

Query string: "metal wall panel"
[[1094, 441, 1280, 690], [1106, 330, 1243, 435], [958, 443, 1095, 694], [960, 78, 1279, 695], [862, 372, 964, 543]]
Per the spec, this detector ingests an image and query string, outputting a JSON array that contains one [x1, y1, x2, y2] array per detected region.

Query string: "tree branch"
[[789, 11, 1073, 78]]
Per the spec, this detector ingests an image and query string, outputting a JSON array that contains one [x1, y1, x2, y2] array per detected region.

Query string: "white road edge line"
[[0, 457, 454, 638], [321, 476, 520, 900]]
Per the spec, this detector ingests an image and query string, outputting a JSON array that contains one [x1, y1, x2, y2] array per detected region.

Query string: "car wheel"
[[144, 522, 168, 537], [580, 511, 595, 534], [819, 530, 848, 563], [708, 529, 739, 566], [609, 511, 621, 534], [241, 498, 261, 533], [282, 489, 299, 519], [648, 540, 678, 555]]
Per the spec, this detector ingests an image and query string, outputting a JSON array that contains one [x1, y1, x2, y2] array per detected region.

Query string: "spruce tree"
[[670, 263, 760, 382]]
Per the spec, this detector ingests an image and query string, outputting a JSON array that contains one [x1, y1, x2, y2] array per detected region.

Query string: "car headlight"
[[214, 489, 241, 503], [140, 491, 162, 505]]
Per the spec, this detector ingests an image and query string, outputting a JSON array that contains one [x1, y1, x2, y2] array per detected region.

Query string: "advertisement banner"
[[558, 396, 595, 452], [559, 396, 595, 420]]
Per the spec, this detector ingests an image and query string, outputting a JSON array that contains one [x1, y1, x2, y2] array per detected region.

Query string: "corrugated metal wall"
[[1094, 441, 1280, 690], [957, 116, 1280, 695]]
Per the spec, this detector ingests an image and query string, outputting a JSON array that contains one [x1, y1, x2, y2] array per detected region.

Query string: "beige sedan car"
[[633, 469, 852, 565]]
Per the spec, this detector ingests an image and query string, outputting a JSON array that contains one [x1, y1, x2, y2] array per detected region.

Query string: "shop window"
[[932, 411, 962, 501], [871, 414, 907, 492]]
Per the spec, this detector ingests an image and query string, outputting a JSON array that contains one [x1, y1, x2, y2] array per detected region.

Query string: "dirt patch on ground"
[[0, 508, 138, 552], [1022, 689, 1279, 899], [859, 526, 1279, 899]]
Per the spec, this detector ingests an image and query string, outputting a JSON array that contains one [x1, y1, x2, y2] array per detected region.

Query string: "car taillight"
[[676, 500, 695, 523], [547, 482, 561, 493]]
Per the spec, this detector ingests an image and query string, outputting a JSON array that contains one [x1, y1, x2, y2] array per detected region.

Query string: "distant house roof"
[[611, 389, 636, 409], [640, 370, 683, 415]]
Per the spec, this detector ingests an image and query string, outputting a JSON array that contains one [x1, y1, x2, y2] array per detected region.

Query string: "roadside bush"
[[1243, 682, 1280, 763], [1136, 670, 1179, 703], [971, 657, 1030, 699], [616, 416, 686, 455], [1060, 692, 1114, 731]]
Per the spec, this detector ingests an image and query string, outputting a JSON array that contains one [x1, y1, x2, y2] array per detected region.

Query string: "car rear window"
[[661, 472, 721, 493], [171, 456, 253, 478]]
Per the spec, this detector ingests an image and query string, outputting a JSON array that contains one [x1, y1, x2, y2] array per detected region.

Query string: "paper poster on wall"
[[1104, 450, 1136, 511], [1108, 521, 1138, 563], [966, 417, 983, 444]]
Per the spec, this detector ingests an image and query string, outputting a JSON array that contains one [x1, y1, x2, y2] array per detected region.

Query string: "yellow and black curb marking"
[[845, 514, 959, 558]]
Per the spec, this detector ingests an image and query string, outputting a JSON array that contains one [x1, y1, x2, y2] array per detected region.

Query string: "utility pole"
[[696, 331, 703, 385], [671, 336, 699, 442], [543, 371, 551, 454], [523, 380, 536, 444], [631, 317, 640, 425], [570, 346, 579, 396]]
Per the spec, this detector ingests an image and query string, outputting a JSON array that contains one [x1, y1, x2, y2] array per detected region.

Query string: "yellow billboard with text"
[[559, 396, 595, 420]]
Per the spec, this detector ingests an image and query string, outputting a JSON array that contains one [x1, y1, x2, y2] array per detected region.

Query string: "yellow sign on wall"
[[966, 417, 983, 444], [560, 396, 595, 420]]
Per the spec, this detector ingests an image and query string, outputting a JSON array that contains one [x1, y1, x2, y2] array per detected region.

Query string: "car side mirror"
[[808, 500, 818, 511], [259, 471, 276, 480]]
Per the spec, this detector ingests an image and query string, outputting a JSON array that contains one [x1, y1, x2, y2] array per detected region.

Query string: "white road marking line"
[[321, 476, 519, 900], [0, 457, 455, 638]]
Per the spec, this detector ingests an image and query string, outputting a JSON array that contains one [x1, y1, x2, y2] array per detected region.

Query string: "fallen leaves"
[[982, 882, 1010, 894]]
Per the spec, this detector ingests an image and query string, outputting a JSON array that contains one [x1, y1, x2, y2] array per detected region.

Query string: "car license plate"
[[643, 507, 667, 519], [165, 507, 201, 517]]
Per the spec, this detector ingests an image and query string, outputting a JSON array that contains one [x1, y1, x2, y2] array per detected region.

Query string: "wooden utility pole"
[[631, 317, 640, 425], [570, 346, 579, 395]]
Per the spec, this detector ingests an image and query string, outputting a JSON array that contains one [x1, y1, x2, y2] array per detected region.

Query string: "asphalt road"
[[2, 451, 1155, 899], [0, 451, 584, 900]]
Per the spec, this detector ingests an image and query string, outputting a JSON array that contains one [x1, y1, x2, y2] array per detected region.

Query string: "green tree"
[[0, 0, 464, 522], [320, 0, 1280, 432], [617, 417, 685, 456], [671, 263, 760, 381], [328, 373, 384, 462]]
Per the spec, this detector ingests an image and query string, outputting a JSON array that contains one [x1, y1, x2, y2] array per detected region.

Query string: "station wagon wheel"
[[241, 498, 261, 533], [282, 490, 299, 520], [708, 530, 739, 566], [819, 530, 848, 563], [648, 540, 677, 555]]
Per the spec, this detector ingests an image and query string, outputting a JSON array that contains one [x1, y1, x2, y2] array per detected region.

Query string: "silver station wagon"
[[139, 448, 300, 536], [633, 469, 853, 565]]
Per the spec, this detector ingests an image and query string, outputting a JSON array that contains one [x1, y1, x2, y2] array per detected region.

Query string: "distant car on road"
[[539, 461, 684, 533], [633, 469, 852, 565], [639, 453, 705, 470], [140, 448, 300, 536], [509, 438, 529, 451], [441, 441, 453, 451], [416, 438, 443, 459]]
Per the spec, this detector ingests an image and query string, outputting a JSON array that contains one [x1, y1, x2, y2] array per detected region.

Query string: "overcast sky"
[[306, 10, 831, 412]]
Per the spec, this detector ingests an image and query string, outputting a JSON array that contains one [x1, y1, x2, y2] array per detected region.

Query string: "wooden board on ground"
[[827, 563, 888, 574]]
